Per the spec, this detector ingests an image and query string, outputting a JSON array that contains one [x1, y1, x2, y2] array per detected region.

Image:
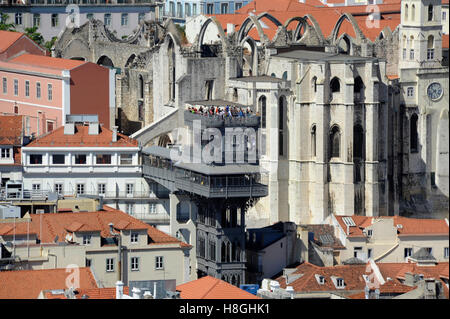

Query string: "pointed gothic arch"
[[197, 16, 228, 54], [330, 13, 366, 46]]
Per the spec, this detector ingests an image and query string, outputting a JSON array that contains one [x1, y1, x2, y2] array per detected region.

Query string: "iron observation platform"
[[142, 146, 268, 199]]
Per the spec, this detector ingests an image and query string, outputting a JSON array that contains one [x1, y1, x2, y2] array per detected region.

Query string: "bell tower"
[[399, 0, 443, 70]]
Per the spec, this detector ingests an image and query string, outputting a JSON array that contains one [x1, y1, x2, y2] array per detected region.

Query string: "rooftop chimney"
[[88, 122, 100, 135], [132, 287, 142, 299], [112, 126, 118, 142], [115, 281, 124, 299], [64, 122, 75, 135]]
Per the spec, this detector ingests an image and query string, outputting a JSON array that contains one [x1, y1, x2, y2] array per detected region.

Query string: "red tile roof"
[[176, 276, 260, 299], [25, 124, 138, 148], [0, 30, 24, 54], [44, 287, 130, 299], [0, 115, 23, 145], [0, 267, 98, 299], [275, 261, 449, 297], [334, 215, 449, 238], [0, 206, 191, 249], [9, 53, 87, 71]]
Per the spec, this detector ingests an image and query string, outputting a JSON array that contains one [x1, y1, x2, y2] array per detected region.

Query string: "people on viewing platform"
[[187, 105, 254, 119]]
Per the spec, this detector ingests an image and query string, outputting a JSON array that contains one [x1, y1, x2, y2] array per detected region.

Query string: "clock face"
[[427, 82, 443, 101]]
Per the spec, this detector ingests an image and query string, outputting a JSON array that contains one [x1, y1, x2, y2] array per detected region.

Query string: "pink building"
[[0, 31, 115, 137], [0, 54, 115, 137]]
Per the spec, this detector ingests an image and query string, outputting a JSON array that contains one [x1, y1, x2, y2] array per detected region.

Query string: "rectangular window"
[[29, 154, 43, 165], [354, 247, 362, 258], [54, 183, 63, 195], [36, 82, 41, 98], [404, 247, 413, 258], [402, 48, 406, 60], [106, 258, 115, 272], [86, 13, 94, 20], [427, 48, 434, 60], [193, 3, 197, 15], [407, 87, 414, 97], [95, 154, 111, 164], [126, 203, 134, 215], [14, 79, 18, 96], [155, 256, 164, 269], [221, 3, 228, 14], [51, 14, 58, 27], [25, 81, 30, 97], [445, 247, 449, 259], [367, 229, 373, 237], [74, 154, 87, 164], [120, 154, 133, 165], [425, 247, 433, 254], [131, 232, 138, 243], [368, 249, 373, 259], [177, 2, 182, 18], [52, 154, 65, 164], [121, 13, 128, 26], [131, 257, 139, 271], [236, 2, 243, 11], [83, 235, 91, 245], [409, 49, 414, 60], [104, 13, 111, 26], [185, 3, 190, 16], [77, 183, 85, 195], [98, 183, 106, 195], [126, 183, 134, 195], [15, 13, 22, 25], [149, 203, 157, 214], [85, 258, 92, 267], [33, 14, 40, 27], [2, 78, 6, 94], [443, 11, 447, 21], [48, 84, 52, 101], [1, 148, 11, 158], [336, 278, 344, 287], [207, 3, 214, 14], [46, 121, 54, 133], [32, 183, 41, 191]]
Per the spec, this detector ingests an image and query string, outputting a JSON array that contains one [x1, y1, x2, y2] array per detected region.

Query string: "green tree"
[[44, 36, 58, 52], [24, 26, 44, 46], [0, 13, 16, 31]]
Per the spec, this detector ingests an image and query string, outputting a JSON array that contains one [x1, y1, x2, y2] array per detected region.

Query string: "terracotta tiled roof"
[[0, 206, 191, 249], [302, 224, 345, 249], [24, 124, 138, 148], [9, 53, 87, 71], [0, 267, 98, 299], [275, 261, 449, 297], [334, 215, 449, 238], [0, 115, 23, 145], [44, 286, 130, 299], [176, 276, 260, 299], [0, 30, 24, 54]]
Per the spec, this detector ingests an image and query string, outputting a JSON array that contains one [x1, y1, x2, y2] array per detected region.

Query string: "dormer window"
[[367, 229, 373, 237], [83, 235, 92, 245], [336, 278, 345, 288], [131, 232, 139, 244], [315, 274, 325, 285]]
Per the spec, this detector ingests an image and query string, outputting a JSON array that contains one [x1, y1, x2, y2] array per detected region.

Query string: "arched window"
[[139, 75, 144, 99], [221, 242, 227, 262], [330, 77, 340, 93], [312, 76, 317, 93], [329, 125, 341, 159], [282, 71, 288, 80], [353, 125, 364, 159], [311, 124, 317, 157], [402, 35, 407, 59], [411, 4, 415, 21], [409, 36, 415, 60], [410, 113, 418, 153], [258, 95, 267, 129], [354, 76, 364, 99], [271, 73, 276, 77], [427, 35, 435, 60], [405, 4, 409, 21], [428, 5, 433, 21]]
